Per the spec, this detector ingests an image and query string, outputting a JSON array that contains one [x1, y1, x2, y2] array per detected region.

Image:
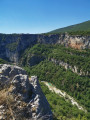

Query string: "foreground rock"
[[0, 64, 53, 120]]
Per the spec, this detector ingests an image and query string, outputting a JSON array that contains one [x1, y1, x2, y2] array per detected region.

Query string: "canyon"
[[0, 33, 90, 63]]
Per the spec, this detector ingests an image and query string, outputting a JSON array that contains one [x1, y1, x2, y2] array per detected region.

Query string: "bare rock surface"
[[0, 64, 53, 120], [50, 58, 90, 76], [30, 76, 52, 120]]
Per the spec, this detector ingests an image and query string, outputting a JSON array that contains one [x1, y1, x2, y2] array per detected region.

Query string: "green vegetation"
[[25, 60, 90, 117], [0, 58, 7, 64], [40, 82, 88, 120], [48, 20, 90, 35], [21, 44, 90, 119], [21, 44, 90, 74], [68, 31, 90, 36]]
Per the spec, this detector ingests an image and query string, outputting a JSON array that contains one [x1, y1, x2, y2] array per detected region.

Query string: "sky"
[[0, 0, 90, 34]]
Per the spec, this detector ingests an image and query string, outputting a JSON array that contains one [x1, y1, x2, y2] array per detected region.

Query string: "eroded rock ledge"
[[50, 58, 89, 76], [0, 64, 53, 120]]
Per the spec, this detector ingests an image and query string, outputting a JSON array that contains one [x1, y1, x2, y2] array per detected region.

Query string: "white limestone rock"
[[30, 76, 53, 120]]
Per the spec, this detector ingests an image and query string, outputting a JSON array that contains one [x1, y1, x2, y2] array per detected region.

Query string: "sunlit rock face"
[[0, 64, 53, 120], [68, 36, 90, 49]]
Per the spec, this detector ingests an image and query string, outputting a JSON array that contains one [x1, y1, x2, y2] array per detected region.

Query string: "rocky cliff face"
[[0, 64, 53, 120], [0, 34, 38, 62], [50, 58, 89, 76], [0, 33, 90, 62]]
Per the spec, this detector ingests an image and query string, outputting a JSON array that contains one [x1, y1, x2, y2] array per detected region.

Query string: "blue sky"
[[0, 0, 90, 34]]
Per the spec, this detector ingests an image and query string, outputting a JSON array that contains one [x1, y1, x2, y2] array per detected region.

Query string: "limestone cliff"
[[50, 58, 89, 76], [0, 33, 90, 62], [0, 64, 53, 120]]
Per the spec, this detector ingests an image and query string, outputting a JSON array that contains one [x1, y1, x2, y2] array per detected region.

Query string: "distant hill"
[[49, 20, 90, 34]]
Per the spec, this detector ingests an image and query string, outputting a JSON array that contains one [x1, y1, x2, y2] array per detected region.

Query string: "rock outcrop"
[[0, 64, 53, 120], [0, 33, 90, 62], [50, 58, 89, 76]]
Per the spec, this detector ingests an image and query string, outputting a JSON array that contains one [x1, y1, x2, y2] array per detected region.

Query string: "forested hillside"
[[40, 82, 88, 120], [21, 44, 90, 75], [19, 44, 90, 120], [49, 20, 90, 35]]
